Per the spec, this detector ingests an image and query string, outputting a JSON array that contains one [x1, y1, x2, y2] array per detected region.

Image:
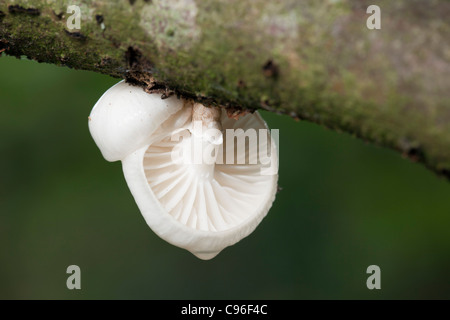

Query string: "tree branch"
[[1, 0, 449, 178]]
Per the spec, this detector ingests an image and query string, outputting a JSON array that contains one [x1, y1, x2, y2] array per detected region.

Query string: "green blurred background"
[[0, 54, 449, 299]]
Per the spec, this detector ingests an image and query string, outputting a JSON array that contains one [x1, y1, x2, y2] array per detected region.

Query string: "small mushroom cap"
[[88, 81, 184, 162]]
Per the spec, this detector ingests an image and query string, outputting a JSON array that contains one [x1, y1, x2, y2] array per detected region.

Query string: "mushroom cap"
[[89, 81, 278, 259], [88, 81, 185, 162]]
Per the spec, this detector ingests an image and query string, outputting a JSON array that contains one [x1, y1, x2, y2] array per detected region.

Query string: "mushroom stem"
[[189, 103, 223, 179], [192, 103, 223, 134], [191, 103, 223, 147]]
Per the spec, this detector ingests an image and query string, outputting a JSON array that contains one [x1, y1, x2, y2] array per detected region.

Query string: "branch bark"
[[1, 0, 449, 178]]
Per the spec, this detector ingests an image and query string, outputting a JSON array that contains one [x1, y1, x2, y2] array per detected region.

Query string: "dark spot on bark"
[[146, 84, 161, 92], [289, 111, 301, 121], [100, 57, 112, 67], [8, 5, 40, 16], [124, 47, 169, 96], [59, 55, 69, 64], [95, 14, 104, 24], [129, 0, 137, 5], [111, 40, 121, 48], [260, 99, 276, 111], [127, 76, 175, 99], [64, 30, 87, 41], [161, 92, 174, 99], [52, 10, 64, 20], [125, 46, 142, 68], [226, 107, 250, 120], [440, 169, 450, 179], [260, 99, 270, 108], [404, 147, 425, 162], [262, 59, 279, 79], [237, 80, 246, 88], [0, 11, 5, 22], [125, 76, 141, 87], [145, 82, 170, 94], [0, 39, 9, 53]]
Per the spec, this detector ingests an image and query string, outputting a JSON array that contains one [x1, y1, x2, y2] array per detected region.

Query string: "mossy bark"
[[0, 0, 449, 179]]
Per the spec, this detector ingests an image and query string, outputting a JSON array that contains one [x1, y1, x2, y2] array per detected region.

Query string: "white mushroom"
[[88, 80, 278, 260]]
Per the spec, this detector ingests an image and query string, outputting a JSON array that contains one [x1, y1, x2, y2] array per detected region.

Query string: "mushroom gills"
[[143, 109, 274, 235]]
